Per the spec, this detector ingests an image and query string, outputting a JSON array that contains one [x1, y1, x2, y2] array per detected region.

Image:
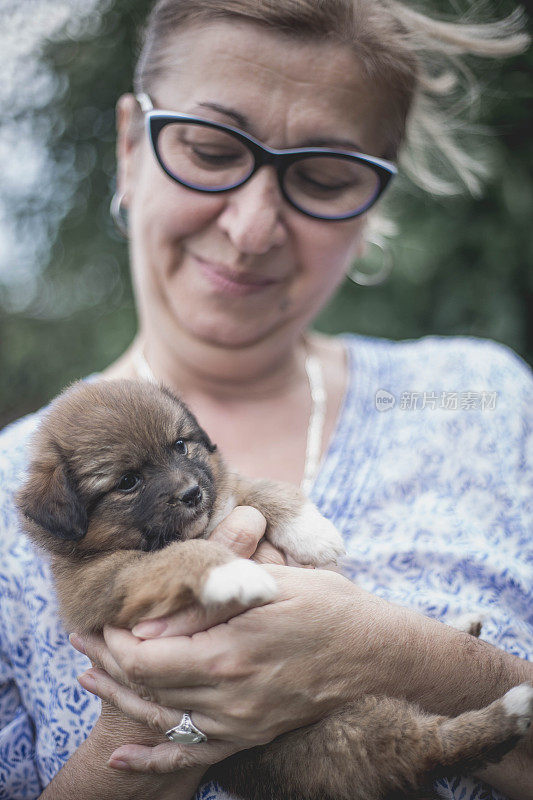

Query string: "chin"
[[195, 325, 277, 349], [174, 307, 291, 349]]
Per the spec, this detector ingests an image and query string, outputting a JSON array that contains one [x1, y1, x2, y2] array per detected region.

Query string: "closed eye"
[[190, 146, 244, 167]]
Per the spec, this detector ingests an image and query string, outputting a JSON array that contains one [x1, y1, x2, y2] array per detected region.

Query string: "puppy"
[[17, 378, 344, 631], [16, 379, 533, 800]]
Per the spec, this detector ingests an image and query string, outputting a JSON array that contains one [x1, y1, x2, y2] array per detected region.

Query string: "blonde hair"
[[133, 0, 529, 197]]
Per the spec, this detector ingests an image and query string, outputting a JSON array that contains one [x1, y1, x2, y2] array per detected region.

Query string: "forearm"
[[401, 606, 532, 798], [475, 745, 532, 800], [39, 715, 206, 800], [351, 588, 533, 797]]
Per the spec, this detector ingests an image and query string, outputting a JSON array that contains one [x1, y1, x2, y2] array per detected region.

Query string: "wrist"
[[39, 720, 207, 800], [93, 703, 163, 750]]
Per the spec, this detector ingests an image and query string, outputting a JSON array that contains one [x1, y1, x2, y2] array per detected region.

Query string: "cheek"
[[79, 506, 144, 553], [129, 171, 226, 302], [296, 218, 365, 294], [129, 148, 224, 247], [133, 182, 223, 242]]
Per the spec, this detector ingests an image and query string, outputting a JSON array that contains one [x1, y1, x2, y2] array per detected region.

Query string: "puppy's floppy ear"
[[17, 460, 87, 541], [201, 435, 217, 454]]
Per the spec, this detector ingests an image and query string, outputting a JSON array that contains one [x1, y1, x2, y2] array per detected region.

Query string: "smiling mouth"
[[191, 253, 282, 296]]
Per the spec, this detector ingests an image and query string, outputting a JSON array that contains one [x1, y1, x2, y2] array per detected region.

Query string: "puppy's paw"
[[501, 684, 533, 734], [269, 502, 345, 567], [201, 559, 277, 608]]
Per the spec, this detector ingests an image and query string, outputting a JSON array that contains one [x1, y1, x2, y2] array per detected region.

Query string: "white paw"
[[269, 503, 345, 566], [502, 684, 533, 733], [201, 559, 277, 608]]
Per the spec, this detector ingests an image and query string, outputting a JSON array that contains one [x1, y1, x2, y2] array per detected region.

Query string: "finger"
[[70, 631, 125, 680], [108, 740, 237, 773], [208, 505, 267, 558], [132, 597, 250, 639], [103, 624, 219, 688], [78, 664, 218, 722], [78, 667, 192, 734], [79, 668, 232, 745], [251, 539, 286, 566], [285, 554, 316, 569]]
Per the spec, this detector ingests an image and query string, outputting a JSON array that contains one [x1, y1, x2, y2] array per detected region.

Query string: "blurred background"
[[1, 0, 531, 428]]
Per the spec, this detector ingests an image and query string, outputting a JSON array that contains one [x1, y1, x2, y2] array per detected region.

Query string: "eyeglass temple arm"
[[136, 93, 154, 113]]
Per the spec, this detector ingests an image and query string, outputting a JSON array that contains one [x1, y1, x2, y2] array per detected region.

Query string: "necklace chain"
[[132, 340, 326, 494]]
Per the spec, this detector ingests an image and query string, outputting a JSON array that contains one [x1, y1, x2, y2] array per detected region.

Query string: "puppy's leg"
[[427, 684, 533, 775], [233, 477, 345, 566], [54, 539, 276, 634], [212, 687, 533, 800]]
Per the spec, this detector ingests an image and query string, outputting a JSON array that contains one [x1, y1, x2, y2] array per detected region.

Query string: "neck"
[[134, 325, 309, 404]]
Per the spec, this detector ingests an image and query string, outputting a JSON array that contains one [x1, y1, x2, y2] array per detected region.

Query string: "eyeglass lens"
[[157, 122, 380, 218]]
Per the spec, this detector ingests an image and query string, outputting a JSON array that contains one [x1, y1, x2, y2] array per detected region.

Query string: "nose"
[[217, 166, 288, 255], [179, 485, 202, 507]]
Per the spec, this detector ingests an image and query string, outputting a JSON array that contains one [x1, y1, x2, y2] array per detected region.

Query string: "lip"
[[191, 254, 281, 297]]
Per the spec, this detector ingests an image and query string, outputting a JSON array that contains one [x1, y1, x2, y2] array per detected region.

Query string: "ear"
[[116, 93, 143, 202], [201, 435, 217, 454], [17, 461, 88, 541]]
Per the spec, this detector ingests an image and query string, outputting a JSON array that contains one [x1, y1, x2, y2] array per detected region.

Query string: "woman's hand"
[[70, 504, 430, 775], [75, 564, 368, 774], [71, 504, 291, 774]]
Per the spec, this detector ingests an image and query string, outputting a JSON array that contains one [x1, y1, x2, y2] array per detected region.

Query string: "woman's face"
[[118, 21, 393, 349]]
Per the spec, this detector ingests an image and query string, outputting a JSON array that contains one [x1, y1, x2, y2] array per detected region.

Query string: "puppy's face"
[[17, 379, 224, 555]]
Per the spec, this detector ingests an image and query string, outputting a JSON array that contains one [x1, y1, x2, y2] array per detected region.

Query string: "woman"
[[0, 1, 531, 799]]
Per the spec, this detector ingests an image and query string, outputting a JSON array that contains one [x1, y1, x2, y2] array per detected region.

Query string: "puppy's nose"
[[179, 485, 202, 507]]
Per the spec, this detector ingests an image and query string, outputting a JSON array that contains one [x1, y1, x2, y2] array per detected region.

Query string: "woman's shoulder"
[[342, 331, 531, 384], [0, 375, 100, 494], [0, 410, 41, 458], [0, 411, 42, 541], [314, 333, 531, 513], [339, 332, 531, 420], [0, 411, 41, 480]]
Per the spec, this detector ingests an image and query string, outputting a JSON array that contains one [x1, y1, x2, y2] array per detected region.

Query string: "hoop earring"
[[348, 237, 393, 287], [110, 192, 129, 238]]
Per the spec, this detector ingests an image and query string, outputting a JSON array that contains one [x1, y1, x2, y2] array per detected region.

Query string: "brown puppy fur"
[[16, 379, 533, 800]]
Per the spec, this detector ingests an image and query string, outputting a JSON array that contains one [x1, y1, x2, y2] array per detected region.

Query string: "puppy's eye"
[[174, 440, 188, 455], [117, 472, 142, 493]]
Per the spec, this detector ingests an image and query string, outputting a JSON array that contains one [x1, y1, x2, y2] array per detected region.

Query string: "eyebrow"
[[195, 102, 252, 132], [194, 101, 365, 153]]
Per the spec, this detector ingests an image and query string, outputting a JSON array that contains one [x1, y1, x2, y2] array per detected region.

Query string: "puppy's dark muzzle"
[[167, 484, 203, 509], [179, 485, 202, 507]]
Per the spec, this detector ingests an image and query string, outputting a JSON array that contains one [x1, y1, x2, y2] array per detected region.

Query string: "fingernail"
[[108, 758, 131, 771], [132, 619, 167, 638], [77, 670, 97, 692], [69, 633, 87, 655]]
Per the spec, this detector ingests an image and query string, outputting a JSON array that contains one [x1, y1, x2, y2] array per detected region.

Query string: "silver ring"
[[165, 712, 207, 744]]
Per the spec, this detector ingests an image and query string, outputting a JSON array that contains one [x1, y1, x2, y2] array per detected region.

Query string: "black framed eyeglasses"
[[136, 93, 397, 221]]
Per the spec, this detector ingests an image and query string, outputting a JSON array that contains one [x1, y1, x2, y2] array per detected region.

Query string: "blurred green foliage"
[[1, 0, 531, 428]]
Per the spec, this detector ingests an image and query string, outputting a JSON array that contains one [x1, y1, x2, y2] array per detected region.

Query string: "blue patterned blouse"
[[0, 334, 531, 800]]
